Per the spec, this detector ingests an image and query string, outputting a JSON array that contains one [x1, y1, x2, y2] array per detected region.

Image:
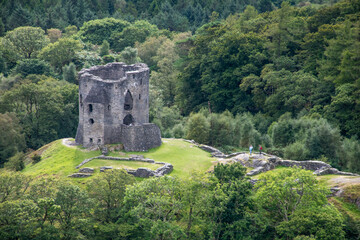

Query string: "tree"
[[39, 38, 82, 72], [1, 26, 49, 59], [0, 171, 31, 203], [124, 176, 186, 239], [87, 170, 134, 223], [120, 47, 140, 64], [79, 18, 130, 45], [62, 62, 77, 83], [0, 199, 40, 240], [47, 28, 62, 43], [99, 40, 110, 57], [0, 113, 25, 166], [55, 183, 91, 240], [12, 59, 52, 77], [0, 78, 78, 149], [110, 20, 158, 52], [185, 112, 210, 144], [4, 152, 25, 171], [254, 167, 329, 224], [208, 163, 254, 239]]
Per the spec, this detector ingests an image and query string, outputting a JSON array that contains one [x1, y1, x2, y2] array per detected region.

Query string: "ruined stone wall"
[[121, 123, 162, 151], [75, 62, 161, 151]]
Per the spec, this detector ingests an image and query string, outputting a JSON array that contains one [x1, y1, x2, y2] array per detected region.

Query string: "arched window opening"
[[89, 138, 93, 143], [123, 114, 134, 125], [124, 90, 133, 110], [97, 139, 101, 144], [89, 104, 93, 113], [89, 118, 94, 124], [108, 105, 111, 111]]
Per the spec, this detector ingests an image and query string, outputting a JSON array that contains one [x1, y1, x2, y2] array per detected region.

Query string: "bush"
[[4, 152, 25, 171], [32, 154, 41, 163], [172, 124, 184, 138], [185, 112, 209, 144], [284, 141, 309, 160], [102, 55, 116, 63]]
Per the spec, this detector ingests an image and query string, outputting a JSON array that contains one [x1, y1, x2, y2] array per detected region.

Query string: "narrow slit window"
[[139, 94, 141, 100], [89, 118, 94, 124], [89, 104, 93, 113]]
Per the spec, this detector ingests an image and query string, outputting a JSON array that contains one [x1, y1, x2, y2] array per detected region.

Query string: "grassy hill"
[[23, 138, 360, 222], [23, 138, 215, 180]]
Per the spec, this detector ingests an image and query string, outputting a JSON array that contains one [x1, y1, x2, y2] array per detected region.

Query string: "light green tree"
[[1, 26, 49, 59], [39, 38, 82, 72]]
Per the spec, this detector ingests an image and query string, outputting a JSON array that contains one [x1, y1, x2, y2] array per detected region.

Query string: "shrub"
[[4, 152, 25, 171], [32, 154, 41, 163], [284, 141, 309, 160]]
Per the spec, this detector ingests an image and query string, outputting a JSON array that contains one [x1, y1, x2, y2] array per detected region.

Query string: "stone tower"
[[75, 62, 162, 151]]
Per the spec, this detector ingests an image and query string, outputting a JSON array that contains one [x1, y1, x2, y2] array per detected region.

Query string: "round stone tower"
[[75, 62, 162, 151]]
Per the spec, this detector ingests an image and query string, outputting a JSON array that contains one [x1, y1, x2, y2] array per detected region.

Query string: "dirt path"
[[62, 138, 78, 148]]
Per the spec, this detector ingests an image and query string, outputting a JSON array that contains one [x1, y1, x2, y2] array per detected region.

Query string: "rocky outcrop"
[[100, 166, 113, 172], [314, 167, 359, 176]]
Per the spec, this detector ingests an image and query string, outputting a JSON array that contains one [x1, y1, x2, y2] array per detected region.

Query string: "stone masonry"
[[75, 62, 162, 151]]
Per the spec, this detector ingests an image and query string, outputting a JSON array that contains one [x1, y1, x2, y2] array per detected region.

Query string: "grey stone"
[[79, 167, 94, 173], [100, 166, 113, 172], [68, 173, 92, 178], [277, 160, 331, 171], [75, 62, 162, 151], [101, 146, 109, 156]]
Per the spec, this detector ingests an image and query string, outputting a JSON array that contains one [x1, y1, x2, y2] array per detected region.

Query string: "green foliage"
[[110, 20, 158, 52], [284, 141, 309, 161], [99, 40, 110, 57], [87, 170, 135, 222], [339, 138, 360, 173], [39, 38, 82, 72], [276, 206, 345, 240], [31, 154, 41, 164], [0, 171, 31, 203], [0, 78, 78, 149], [185, 112, 210, 144], [79, 18, 130, 45], [4, 152, 25, 171], [62, 62, 77, 83], [1, 26, 49, 59], [12, 59, 52, 77], [120, 47, 140, 64], [0, 113, 25, 166]]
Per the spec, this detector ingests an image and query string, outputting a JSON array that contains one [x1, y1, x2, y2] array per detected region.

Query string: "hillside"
[[23, 138, 215, 180], [16, 138, 360, 239]]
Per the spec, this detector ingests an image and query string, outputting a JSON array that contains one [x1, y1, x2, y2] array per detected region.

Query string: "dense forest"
[[0, 0, 360, 238]]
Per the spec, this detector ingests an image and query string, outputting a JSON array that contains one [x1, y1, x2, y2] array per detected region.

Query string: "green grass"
[[23, 140, 101, 177], [331, 197, 360, 220], [83, 159, 160, 171], [23, 138, 214, 181]]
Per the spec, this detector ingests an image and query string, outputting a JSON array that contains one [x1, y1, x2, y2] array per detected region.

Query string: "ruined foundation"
[[75, 62, 162, 151]]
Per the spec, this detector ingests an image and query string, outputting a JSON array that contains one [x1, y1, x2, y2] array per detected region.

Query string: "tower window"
[[124, 90, 133, 110], [89, 118, 94, 124], [89, 138, 93, 143], [89, 104, 93, 113], [98, 139, 101, 143], [139, 94, 141, 100], [108, 105, 111, 111]]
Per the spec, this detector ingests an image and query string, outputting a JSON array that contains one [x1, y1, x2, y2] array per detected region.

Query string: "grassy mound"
[[22, 138, 214, 180]]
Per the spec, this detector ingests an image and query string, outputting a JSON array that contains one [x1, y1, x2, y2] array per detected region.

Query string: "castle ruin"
[[75, 62, 162, 151]]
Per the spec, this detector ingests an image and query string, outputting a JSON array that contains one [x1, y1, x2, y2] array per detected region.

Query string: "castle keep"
[[75, 62, 162, 151]]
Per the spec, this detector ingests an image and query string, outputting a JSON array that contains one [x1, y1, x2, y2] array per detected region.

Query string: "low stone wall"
[[276, 160, 331, 171], [71, 154, 173, 178]]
